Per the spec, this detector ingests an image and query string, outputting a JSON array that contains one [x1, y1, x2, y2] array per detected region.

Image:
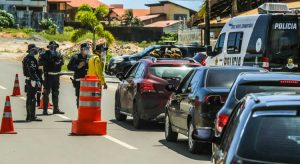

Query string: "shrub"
[[0, 10, 14, 28], [39, 18, 58, 34], [64, 26, 74, 32]]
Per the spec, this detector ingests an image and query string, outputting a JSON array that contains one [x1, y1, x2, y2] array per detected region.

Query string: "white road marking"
[[19, 97, 26, 101], [104, 135, 138, 150], [0, 85, 7, 90], [54, 112, 137, 150], [55, 114, 72, 120]]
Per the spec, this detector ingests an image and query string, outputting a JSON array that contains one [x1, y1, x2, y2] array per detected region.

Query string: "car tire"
[[188, 121, 201, 154], [115, 92, 127, 121], [133, 101, 143, 129], [165, 113, 178, 142]]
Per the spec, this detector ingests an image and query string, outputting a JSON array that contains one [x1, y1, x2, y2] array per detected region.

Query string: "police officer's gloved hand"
[[103, 83, 108, 90], [36, 81, 42, 88]]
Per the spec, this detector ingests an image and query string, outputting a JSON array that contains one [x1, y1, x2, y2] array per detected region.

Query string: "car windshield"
[[149, 65, 195, 79], [206, 69, 258, 88], [136, 46, 156, 57], [236, 81, 300, 100], [237, 108, 300, 163]]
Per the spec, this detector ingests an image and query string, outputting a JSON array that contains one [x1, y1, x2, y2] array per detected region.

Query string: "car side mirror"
[[116, 73, 125, 81], [206, 45, 213, 56], [192, 127, 213, 142], [165, 84, 176, 92]]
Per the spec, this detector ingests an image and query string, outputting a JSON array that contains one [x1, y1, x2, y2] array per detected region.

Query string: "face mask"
[[82, 49, 90, 56]]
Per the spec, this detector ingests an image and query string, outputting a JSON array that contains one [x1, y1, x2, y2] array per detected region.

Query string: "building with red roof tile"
[[48, 0, 107, 21]]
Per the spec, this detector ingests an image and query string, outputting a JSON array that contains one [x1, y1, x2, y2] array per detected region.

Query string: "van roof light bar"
[[258, 3, 291, 14]]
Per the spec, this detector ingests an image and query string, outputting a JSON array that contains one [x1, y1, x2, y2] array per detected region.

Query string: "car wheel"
[[133, 101, 143, 129], [188, 121, 200, 154], [165, 113, 178, 142], [115, 92, 127, 121]]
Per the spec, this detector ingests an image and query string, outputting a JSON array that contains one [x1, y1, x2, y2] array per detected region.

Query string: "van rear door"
[[267, 15, 299, 72]]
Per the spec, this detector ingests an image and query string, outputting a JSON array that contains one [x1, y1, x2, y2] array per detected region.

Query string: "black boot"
[[43, 110, 49, 115], [26, 115, 31, 122], [53, 108, 65, 114], [31, 116, 43, 122]]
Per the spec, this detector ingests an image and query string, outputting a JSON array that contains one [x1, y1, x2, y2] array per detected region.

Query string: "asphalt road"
[[0, 60, 210, 164]]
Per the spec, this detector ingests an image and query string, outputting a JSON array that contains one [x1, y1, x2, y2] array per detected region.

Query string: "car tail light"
[[204, 95, 227, 104], [262, 57, 270, 70], [200, 60, 206, 66], [216, 114, 229, 133], [140, 83, 155, 93], [280, 80, 299, 84]]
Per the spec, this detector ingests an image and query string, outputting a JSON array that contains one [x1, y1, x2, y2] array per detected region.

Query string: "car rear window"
[[149, 65, 195, 79], [237, 108, 300, 163], [236, 81, 300, 100], [206, 69, 257, 88]]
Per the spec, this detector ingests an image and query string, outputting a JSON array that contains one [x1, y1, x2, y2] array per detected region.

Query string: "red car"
[[115, 58, 201, 128]]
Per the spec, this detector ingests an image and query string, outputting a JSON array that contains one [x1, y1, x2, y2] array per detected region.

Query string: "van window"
[[214, 33, 226, 55], [268, 20, 298, 68], [227, 32, 243, 54]]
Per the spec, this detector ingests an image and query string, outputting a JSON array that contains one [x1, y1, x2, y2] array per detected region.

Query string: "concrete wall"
[[10, 11, 64, 33], [149, 3, 190, 21], [164, 3, 190, 20], [150, 6, 164, 14], [0, 0, 46, 11], [106, 26, 164, 42]]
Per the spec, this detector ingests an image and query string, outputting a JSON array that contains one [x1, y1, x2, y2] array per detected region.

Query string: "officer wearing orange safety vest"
[[88, 42, 108, 89]]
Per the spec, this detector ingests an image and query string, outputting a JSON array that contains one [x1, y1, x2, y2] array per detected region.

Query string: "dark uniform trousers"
[[25, 79, 38, 119], [43, 74, 60, 110], [75, 81, 80, 108]]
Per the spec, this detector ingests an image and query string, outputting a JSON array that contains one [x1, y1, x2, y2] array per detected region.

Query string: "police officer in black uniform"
[[22, 44, 43, 122], [67, 43, 91, 108], [36, 48, 45, 107], [39, 41, 65, 115]]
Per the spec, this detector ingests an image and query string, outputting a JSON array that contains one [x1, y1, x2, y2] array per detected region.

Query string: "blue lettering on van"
[[231, 24, 253, 29], [224, 57, 241, 65]]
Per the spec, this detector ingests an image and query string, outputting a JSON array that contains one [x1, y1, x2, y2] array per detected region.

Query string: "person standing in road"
[[67, 43, 91, 108], [39, 41, 65, 115], [36, 48, 46, 107], [88, 43, 108, 90], [22, 44, 43, 122]]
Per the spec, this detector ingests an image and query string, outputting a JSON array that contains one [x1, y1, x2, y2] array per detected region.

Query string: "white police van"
[[206, 3, 300, 72]]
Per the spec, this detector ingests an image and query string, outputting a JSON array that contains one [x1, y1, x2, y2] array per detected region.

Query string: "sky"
[[100, 0, 203, 10]]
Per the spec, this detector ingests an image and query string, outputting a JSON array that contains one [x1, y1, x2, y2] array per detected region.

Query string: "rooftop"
[[145, 0, 202, 12], [48, 0, 106, 8], [111, 8, 150, 17], [144, 20, 181, 27]]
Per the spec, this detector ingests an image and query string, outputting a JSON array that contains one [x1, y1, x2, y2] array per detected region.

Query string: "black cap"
[[94, 44, 108, 53], [47, 41, 59, 48], [27, 44, 38, 53], [80, 43, 90, 49]]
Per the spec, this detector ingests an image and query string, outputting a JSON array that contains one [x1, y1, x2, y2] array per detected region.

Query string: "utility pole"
[[204, 0, 210, 45]]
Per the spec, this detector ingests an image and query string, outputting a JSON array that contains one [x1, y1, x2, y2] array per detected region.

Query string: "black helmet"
[[47, 41, 59, 49], [94, 44, 108, 53], [27, 44, 39, 53], [80, 43, 90, 49]]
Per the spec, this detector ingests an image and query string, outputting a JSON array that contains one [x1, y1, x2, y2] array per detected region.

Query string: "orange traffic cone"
[[11, 74, 21, 96], [71, 75, 107, 135], [0, 96, 17, 134], [39, 88, 52, 110]]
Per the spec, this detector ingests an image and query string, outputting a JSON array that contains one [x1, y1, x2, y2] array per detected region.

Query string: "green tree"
[[0, 10, 14, 28], [132, 17, 144, 27], [122, 9, 134, 26], [71, 4, 115, 48]]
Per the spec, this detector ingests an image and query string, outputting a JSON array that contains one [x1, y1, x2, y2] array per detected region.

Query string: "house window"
[[227, 32, 243, 54], [174, 14, 187, 20], [49, 3, 58, 11]]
